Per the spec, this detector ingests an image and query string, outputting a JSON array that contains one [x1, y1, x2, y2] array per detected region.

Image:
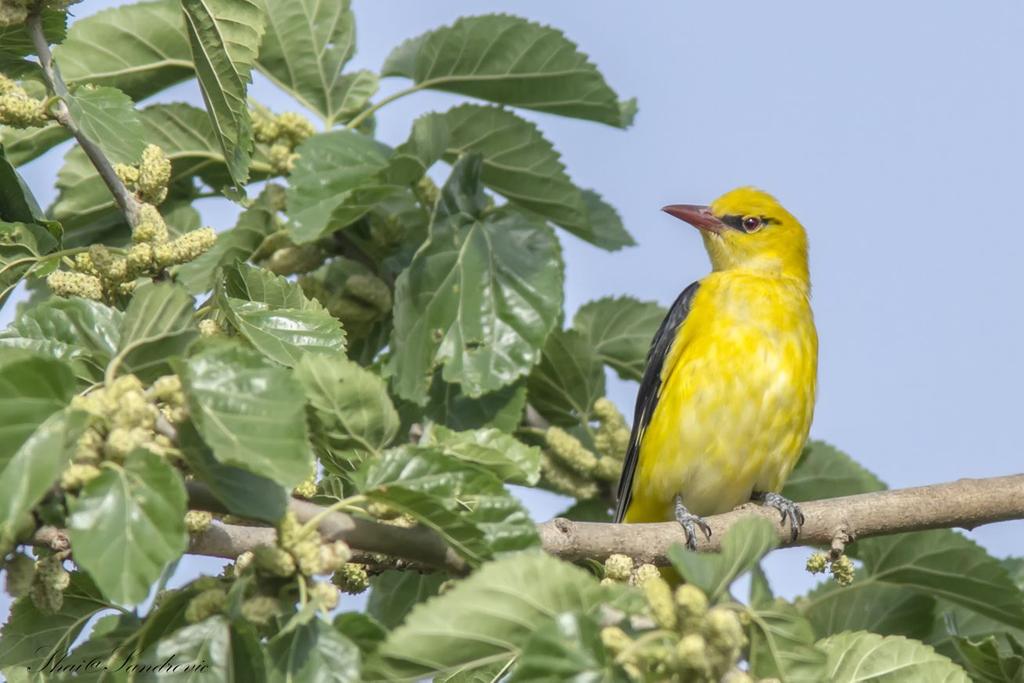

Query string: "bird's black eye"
[[742, 216, 763, 232]]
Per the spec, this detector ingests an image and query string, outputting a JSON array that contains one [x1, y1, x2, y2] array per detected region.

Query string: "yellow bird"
[[614, 187, 817, 548]]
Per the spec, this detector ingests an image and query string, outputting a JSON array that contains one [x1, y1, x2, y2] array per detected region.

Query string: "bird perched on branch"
[[614, 187, 817, 548]]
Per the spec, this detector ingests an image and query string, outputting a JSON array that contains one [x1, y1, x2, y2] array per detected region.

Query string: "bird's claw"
[[674, 495, 712, 550], [755, 491, 804, 542]]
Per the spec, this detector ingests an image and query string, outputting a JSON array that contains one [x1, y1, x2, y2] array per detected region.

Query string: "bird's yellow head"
[[663, 187, 809, 284]]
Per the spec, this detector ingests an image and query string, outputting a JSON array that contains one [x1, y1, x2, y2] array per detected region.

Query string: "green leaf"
[[63, 85, 146, 165], [387, 154, 563, 403], [856, 529, 1024, 630], [667, 516, 777, 602], [368, 484, 490, 564], [142, 616, 233, 682], [367, 570, 445, 630], [0, 352, 75, 462], [141, 102, 271, 187], [0, 123, 70, 166], [819, 631, 970, 683], [783, 440, 887, 502], [62, 612, 143, 683], [178, 421, 287, 523], [294, 354, 398, 463], [385, 113, 448, 185], [509, 612, 624, 682], [223, 297, 330, 348], [424, 425, 541, 485], [527, 328, 605, 427], [557, 498, 612, 523], [748, 563, 775, 609], [352, 446, 538, 562], [0, 297, 122, 384], [134, 583, 201, 656], [951, 634, 1024, 683], [68, 449, 188, 604], [366, 551, 606, 681], [0, 221, 59, 308], [267, 608, 361, 682], [286, 130, 393, 243], [425, 376, 527, 432], [440, 661, 518, 683], [930, 605, 1023, 664], [218, 263, 346, 366], [0, 9, 66, 59], [112, 282, 197, 383], [181, 0, 266, 185], [221, 260, 303, 306], [748, 599, 829, 682], [1006, 557, 1024, 591], [0, 144, 51, 225], [0, 573, 112, 671], [175, 187, 280, 295], [579, 189, 636, 251], [164, 202, 203, 239], [0, 409, 86, 550], [572, 296, 665, 381], [180, 342, 314, 488], [441, 105, 634, 250], [55, 0, 193, 101], [334, 612, 388, 658], [382, 14, 634, 128], [255, 0, 365, 126], [801, 578, 936, 640]]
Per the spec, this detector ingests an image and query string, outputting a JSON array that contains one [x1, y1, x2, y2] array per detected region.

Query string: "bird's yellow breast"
[[624, 270, 817, 522]]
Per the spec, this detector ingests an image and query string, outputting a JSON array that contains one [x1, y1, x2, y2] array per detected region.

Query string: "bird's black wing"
[[613, 281, 701, 523]]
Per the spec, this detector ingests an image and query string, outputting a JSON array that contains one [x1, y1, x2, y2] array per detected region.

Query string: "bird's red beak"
[[662, 204, 724, 234]]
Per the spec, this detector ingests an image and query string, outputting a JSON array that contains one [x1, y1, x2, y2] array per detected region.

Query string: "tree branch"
[[184, 482, 470, 575], [27, 8, 142, 227], [178, 474, 1024, 571], [539, 474, 1024, 565]]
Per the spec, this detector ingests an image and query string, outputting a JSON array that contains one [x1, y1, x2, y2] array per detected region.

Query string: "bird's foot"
[[754, 491, 804, 542], [674, 495, 712, 551]]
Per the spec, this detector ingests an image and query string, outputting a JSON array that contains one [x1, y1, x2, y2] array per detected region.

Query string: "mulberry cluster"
[[48, 205, 216, 302], [332, 562, 369, 595], [593, 398, 631, 463], [252, 107, 315, 174], [261, 243, 323, 277], [185, 510, 213, 533], [601, 554, 661, 587], [300, 267, 392, 338], [540, 399, 629, 499], [239, 595, 281, 626], [115, 144, 172, 205], [0, 0, 80, 26], [292, 474, 318, 499], [239, 511, 351, 612], [61, 374, 185, 491], [29, 552, 71, 614], [806, 551, 855, 586], [185, 586, 227, 623], [600, 571, 755, 682], [0, 74, 49, 127], [3, 552, 34, 599]]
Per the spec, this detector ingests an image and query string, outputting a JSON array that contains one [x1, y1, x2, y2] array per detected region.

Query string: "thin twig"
[[28, 8, 142, 227]]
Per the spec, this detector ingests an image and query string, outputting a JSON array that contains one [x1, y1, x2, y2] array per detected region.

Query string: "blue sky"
[[4, 0, 1023, 616]]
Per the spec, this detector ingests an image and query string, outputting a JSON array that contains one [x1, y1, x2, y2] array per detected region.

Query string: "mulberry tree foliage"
[[0, 2, 1019, 681]]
